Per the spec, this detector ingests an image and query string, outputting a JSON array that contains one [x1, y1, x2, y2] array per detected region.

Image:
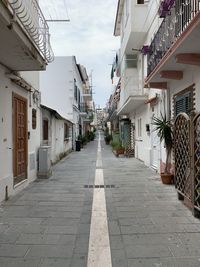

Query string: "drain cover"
[[84, 185, 115, 189]]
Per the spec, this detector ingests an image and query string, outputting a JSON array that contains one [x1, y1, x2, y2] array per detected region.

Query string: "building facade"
[[40, 105, 73, 165], [40, 56, 93, 149], [0, 0, 53, 202], [110, 0, 200, 215]]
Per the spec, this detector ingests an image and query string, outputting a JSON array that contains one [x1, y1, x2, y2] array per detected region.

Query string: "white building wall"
[[168, 66, 200, 113], [0, 65, 41, 203], [41, 108, 72, 165], [143, 6, 200, 171], [40, 57, 74, 121], [130, 105, 151, 167], [131, 1, 168, 171], [51, 117, 72, 164], [39, 56, 85, 142]]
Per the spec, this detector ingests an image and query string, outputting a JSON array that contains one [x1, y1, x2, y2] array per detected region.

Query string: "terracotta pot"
[[116, 148, 125, 157], [160, 173, 174, 185]]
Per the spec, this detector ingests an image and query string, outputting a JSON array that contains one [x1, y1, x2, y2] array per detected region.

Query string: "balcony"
[[79, 103, 92, 117], [83, 111, 94, 123], [107, 102, 118, 121], [82, 88, 92, 101], [117, 70, 147, 115], [114, 1, 149, 56], [0, 0, 54, 71], [146, 0, 200, 84]]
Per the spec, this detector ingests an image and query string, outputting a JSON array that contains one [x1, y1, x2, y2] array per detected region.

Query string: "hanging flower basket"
[[159, 0, 175, 18], [141, 45, 150, 55]]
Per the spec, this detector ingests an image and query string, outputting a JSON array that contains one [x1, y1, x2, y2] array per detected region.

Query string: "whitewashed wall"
[[41, 108, 72, 164], [40, 56, 85, 142], [0, 65, 41, 203]]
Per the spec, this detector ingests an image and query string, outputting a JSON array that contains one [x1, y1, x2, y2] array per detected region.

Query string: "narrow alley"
[[0, 132, 200, 267]]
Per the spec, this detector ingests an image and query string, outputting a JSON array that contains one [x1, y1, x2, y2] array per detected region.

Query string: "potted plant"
[[111, 140, 125, 157], [104, 134, 112, 145], [152, 113, 174, 184]]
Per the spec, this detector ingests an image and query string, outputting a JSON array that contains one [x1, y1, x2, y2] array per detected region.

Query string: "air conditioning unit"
[[38, 146, 52, 178]]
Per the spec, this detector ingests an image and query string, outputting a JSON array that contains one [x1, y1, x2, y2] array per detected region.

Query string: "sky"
[[40, 0, 120, 108]]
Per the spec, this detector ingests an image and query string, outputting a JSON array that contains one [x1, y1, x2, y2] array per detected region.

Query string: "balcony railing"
[[147, 0, 200, 76], [108, 102, 117, 118], [7, 0, 54, 63], [123, 76, 142, 101], [79, 103, 91, 113], [83, 89, 92, 95]]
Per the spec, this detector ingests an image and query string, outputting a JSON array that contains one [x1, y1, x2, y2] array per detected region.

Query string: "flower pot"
[[160, 173, 173, 185], [115, 148, 125, 157]]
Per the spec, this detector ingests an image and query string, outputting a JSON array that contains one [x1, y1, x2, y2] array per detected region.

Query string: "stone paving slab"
[[0, 140, 97, 267], [1, 133, 200, 266], [101, 136, 200, 267]]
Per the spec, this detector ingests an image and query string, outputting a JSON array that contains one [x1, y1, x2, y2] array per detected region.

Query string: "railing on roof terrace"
[[147, 0, 200, 76], [108, 102, 117, 118], [7, 0, 54, 63]]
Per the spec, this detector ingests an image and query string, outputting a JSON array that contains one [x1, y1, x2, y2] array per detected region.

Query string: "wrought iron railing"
[[147, 0, 200, 76], [80, 103, 91, 113], [83, 89, 92, 95], [108, 102, 117, 118], [7, 0, 54, 63]]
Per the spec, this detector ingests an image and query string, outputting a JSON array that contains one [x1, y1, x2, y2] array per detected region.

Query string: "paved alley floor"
[[1, 132, 200, 266]]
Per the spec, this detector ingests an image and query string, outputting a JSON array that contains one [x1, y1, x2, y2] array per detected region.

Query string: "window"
[[174, 85, 195, 117], [64, 123, 70, 141], [74, 79, 78, 101], [78, 89, 80, 109], [138, 118, 142, 137], [43, 119, 49, 141], [32, 109, 37, 129], [137, 0, 144, 4]]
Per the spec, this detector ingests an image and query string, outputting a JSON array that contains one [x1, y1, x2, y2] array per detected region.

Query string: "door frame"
[[150, 116, 160, 170], [12, 92, 28, 185]]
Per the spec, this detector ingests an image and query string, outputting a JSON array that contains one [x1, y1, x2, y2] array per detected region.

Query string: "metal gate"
[[125, 123, 135, 157], [174, 112, 200, 216], [120, 120, 134, 157], [174, 113, 192, 205], [193, 113, 200, 213]]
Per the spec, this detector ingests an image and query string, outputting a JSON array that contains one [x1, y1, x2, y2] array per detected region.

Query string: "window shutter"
[[32, 109, 37, 129], [175, 91, 193, 116]]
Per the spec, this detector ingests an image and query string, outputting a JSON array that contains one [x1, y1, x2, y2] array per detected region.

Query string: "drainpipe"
[[166, 85, 171, 120], [141, 55, 144, 95]]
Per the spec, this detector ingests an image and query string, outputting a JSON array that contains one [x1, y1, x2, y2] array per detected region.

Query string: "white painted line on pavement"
[[87, 132, 112, 267]]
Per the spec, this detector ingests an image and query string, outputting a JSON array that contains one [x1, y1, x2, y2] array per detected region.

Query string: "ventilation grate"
[[84, 185, 115, 189]]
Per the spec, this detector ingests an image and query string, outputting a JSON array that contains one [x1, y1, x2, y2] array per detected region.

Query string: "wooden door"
[[13, 94, 27, 184]]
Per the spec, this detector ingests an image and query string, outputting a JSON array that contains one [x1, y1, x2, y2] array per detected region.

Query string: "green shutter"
[[175, 91, 193, 116]]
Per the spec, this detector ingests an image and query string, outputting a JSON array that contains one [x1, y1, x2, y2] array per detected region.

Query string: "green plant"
[[78, 134, 87, 146], [110, 140, 124, 150], [88, 131, 95, 141], [104, 134, 112, 144], [85, 131, 95, 141], [152, 113, 173, 173]]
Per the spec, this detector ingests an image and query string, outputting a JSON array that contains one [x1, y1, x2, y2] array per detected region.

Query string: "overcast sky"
[[40, 0, 119, 108]]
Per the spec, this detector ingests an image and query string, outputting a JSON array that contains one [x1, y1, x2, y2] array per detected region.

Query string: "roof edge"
[[114, 0, 123, 36], [41, 104, 73, 124]]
